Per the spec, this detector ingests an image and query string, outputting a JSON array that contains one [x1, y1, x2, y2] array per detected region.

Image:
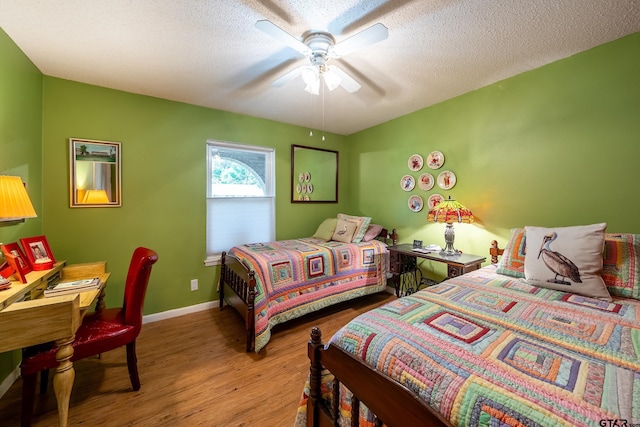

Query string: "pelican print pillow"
[[331, 219, 358, 243], [524, 223, 612, 301]]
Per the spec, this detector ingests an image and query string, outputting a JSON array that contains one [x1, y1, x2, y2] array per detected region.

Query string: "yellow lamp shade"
[[0, 176, 37, 221]]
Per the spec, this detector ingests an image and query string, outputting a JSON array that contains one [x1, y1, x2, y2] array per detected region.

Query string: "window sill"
[[204, 255, 222, 267]]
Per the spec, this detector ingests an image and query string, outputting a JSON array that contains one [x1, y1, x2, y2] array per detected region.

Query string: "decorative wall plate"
[[408, 195, 423, 212], [305, 172, 311, 182], [418, 173, 434, 190], [307, 183, 313, 193], [437, 170, 456, 190], [296, 184, 301, 193], [408, 154, 424, 171], [299, 173, 304, 183], [301, 184, 307, 193], [401, 175, 415, 191], [304, 195, 310, 201], [428, 193, 445, 210], [427, 151, 445, 169]]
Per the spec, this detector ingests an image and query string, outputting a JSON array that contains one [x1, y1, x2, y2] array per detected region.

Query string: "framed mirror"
[[291, 144, 338, 203], [69, 138, 122, 207]]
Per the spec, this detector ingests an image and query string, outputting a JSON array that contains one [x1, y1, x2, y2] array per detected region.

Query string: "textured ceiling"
[[1, 1, 639, 135]]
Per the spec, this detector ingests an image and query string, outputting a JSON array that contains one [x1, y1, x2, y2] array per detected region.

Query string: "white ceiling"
[[1, 1, 639, 135]]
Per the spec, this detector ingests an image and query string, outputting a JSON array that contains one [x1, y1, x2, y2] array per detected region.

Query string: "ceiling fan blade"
[[331, 23, 388, 57], [271, 66, 303, 87], [329, 66, 361, 93], [255, 20, 310, 56]]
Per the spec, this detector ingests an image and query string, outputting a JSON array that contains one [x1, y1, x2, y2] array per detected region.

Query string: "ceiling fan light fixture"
[[301, 66, 318, 86], [323, 66, 341, 91], [304, 79, 320, 95]]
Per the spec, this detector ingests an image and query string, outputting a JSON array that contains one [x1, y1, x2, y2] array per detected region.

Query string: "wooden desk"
[[0, 261, 110, 427]]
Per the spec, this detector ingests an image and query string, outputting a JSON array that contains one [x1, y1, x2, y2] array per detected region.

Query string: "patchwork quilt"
[[295, 265, 640, 426], [228, 237, 389, 352]]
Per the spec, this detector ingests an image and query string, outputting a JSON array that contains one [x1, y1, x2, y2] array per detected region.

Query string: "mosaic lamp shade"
[[0, 175, 37, 223], [427, 196, 474, 256]]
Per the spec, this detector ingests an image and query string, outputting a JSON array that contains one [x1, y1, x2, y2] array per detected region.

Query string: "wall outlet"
[[190, 279, 198, 291]]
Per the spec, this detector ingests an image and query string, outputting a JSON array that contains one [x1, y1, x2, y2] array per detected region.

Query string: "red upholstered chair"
[[20, 247, 158, 426]]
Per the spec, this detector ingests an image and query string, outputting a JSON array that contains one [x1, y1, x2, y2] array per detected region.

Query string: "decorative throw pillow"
[[337, 214, 372, 243], [602, 233, 640, 299], [331, 219, 358, 243], [312, 218, 338, 241], [362, 224, 384, 242], [496, 228, 526, 278], [524, 223, 611, 301]]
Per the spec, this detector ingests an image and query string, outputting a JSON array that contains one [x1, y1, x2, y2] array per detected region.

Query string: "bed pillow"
[[362, 224, 384, 242], [337, 214, 372, 243], [496, 228, 526, 278], [524, 223, 611, 301], [331, 219, 358, 243], [313, 218, 338, 241], [602, 233, 640, 299]]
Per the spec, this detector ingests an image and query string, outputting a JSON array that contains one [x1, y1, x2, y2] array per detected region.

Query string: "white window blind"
[[205, 141, 275, 266]]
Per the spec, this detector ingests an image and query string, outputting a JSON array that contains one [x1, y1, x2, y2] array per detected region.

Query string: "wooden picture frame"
[[1, 242, 32, 279], [69, 138, 122, 207], [20, 235, 56, 271]]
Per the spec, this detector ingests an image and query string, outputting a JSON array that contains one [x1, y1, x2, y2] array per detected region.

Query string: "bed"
[[296, 226, 640, 427], [219, 215, 398, 352]]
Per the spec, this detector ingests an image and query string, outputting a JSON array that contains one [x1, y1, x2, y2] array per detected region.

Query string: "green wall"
[[0, 28, 44, 386], [41, 78, 350, 314], [348, 32, 640, 279]]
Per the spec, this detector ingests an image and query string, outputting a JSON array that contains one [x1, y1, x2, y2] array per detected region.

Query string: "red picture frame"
[[2, 242, 33, 277], [3, 252, 27, 283], [20, 235, 56, 271]]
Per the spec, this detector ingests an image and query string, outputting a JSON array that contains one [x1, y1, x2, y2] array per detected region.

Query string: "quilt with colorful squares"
[[228, 237, 389, 352], [295, 265, 640, 426]]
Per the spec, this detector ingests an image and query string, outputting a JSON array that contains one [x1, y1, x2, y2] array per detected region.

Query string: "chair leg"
[[21, 372, 37, 427], [39, 369, 49, 394], [126, 341, 140, 391]]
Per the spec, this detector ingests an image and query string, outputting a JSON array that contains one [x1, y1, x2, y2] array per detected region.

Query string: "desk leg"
[[53, 336, 75, 427], [95, 288, 106, 313]]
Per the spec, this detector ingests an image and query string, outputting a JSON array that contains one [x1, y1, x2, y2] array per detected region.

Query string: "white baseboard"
[[0, 366, 19, 399], [142, 300, 219, 324]]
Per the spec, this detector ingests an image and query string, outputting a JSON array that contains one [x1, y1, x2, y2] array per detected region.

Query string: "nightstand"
[[388, 244, 486, 296]]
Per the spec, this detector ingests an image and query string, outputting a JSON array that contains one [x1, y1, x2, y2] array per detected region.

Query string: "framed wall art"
[[70, 138, 122, 207]]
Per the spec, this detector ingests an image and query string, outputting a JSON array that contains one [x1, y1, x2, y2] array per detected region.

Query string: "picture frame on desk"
[[20, 235, 56, 271], [1, 242, 33, 278], [2, 252, 27, 283]]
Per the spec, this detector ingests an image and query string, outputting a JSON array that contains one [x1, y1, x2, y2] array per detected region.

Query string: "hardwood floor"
[[0, 292, 395, 426]]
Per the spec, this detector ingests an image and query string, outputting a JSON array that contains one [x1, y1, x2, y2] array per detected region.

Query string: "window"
[[205, 141, 275, 266]]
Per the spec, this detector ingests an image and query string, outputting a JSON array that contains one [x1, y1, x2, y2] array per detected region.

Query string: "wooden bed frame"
[[304, 241, 505, 427], [219, 228, 399, 352]]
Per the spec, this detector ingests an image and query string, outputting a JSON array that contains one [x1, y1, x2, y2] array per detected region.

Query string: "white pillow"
[[524, 223, 611, 301]]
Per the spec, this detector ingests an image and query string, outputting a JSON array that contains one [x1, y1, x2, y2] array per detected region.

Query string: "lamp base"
[[440, 223, 461, 256]]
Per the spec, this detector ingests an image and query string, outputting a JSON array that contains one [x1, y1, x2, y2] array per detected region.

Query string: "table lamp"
[[0, 175, 37, 224], [427, 196, 474, 256]]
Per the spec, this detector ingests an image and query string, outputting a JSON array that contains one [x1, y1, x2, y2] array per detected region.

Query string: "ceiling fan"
[[255, 20, 388, 95]]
